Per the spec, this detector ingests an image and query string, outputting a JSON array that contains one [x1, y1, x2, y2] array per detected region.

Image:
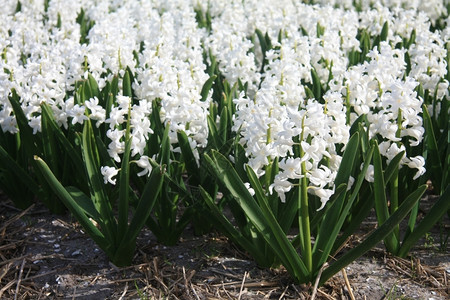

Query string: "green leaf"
[[384, 150, 405, 184], [255, 29, 272, 73], [205, 151, 309, 281], [404, 201, 420, 244], [87, 73, 100, 99], [335, 132, 360, 187], [207, 115, 220, 149], [314, 144, 374, 267], [81, 120, 116, 243], [123, 69, 132, 97], [423, 104, 443, 193], [331, 145, 375, 253], [380, 21, 389, 42], [34, 156, 110, 253], [200, 75, 217, 102], [316, 22, 325, 38], [266, 158, 280, 215], [8, 89, 40, 156], [311, 68, 322, 100], [397, 185, 450, 257], [405, 52, 411, 75], [255, 29, 267, 54], [0, 145, 40, 203], [95, 136, 116, 169], [277, 188, 299, 233], [373, 140, 399, 254], [219, 106, 229, 145], [442, 118, 450, 191], [320, 184, 427, 285], [41, 103, 85, 178], [117, 101, 132, 242], [311, 184, 347, 265], [177, 131, 200, 186], [41, 104, 62, 179], [158, 123, 171, 166], [373, 141, 390, 224], [305, 86, 315, 100], [110, 74, 120, 98], [15, 1, 21, 12], [150, 100, 165, 140], [361, 30, 370, 61], [66, 186, 102, 220], [349, 115, 367, 138], [245, 164, 268, 209], [311, 132, 360, 267], [121, 167, 164, 251], [117, 138, 132, 241], [200, 186, 269, 265], [265, 32, 272, 50]]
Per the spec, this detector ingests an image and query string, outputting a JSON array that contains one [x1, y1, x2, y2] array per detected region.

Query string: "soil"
[[0, 192, 448, 299]]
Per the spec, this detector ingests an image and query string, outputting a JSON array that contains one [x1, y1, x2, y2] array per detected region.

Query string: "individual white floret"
[[135, 155, 153, 177], [100, 166, 119, 185], [85, 97, 106, 127]]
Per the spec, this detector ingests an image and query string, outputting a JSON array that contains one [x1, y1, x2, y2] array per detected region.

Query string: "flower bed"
[[1, 0, 449, 287]]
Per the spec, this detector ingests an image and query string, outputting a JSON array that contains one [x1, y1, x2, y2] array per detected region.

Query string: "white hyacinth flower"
[[136, 155, 153, 177], [100, 166, 119, 185]]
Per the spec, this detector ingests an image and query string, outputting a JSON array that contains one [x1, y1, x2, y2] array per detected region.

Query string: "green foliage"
[[201, 131, 423, 285], [35, 117, 164, 266]]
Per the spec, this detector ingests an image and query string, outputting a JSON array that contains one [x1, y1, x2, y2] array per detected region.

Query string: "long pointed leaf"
[[200, 75, 217, 102], [41, 103, 85, 177], [315, 144, 375, 267], [335, 132, 360, 188], [311, 132, 360, 265], [373, 140, 399, 253], [177, 131, 200, 186], [206, 151, 309, 281], [397, 185, 450, 257], [8, 89, 40, 156], [423, 104, 442, 192], [331, 146, 374, 252], [82, 120, 116, 244], [34, 156, 109, 253], [0, 145, 40, 196], [123, 69, 132, 97], [122, 167, 164, 248], [320, 184, 427, 285], [200, 186, 269, 266], [384, 150, 405, 184], [66, 186, 102, 220], [117, 138, 132, 241]]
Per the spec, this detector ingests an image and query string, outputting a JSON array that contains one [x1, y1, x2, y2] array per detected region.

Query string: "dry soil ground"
[[0, 192, 448, 299]]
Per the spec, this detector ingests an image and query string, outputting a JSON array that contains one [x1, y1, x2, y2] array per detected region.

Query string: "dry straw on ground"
[[0, 193, 448, 299]]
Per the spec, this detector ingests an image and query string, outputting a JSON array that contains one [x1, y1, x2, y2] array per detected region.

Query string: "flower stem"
[[390, 108, 403, 243], [298, 115, 312, 274], [390, 167, 399, 240], [345, 85, 351, 125], [299, 158, 312, 274]]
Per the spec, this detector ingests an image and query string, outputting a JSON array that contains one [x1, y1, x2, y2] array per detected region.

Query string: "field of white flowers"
[[1, 0, 449, 295]]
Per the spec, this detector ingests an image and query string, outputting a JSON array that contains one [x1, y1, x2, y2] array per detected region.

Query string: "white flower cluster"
[[0, 0, 213, 180], [133, 2, 210, 150], [0, 0, 89, 133], [335, 42, 427, 181], [209, 1, 447, 207], [314, 0, 448, 25], [203, 1, 262, 95], [232, 43, 349, 208]]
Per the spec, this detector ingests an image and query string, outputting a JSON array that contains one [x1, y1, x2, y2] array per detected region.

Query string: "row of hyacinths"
[[1, 0, 449, 209]]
